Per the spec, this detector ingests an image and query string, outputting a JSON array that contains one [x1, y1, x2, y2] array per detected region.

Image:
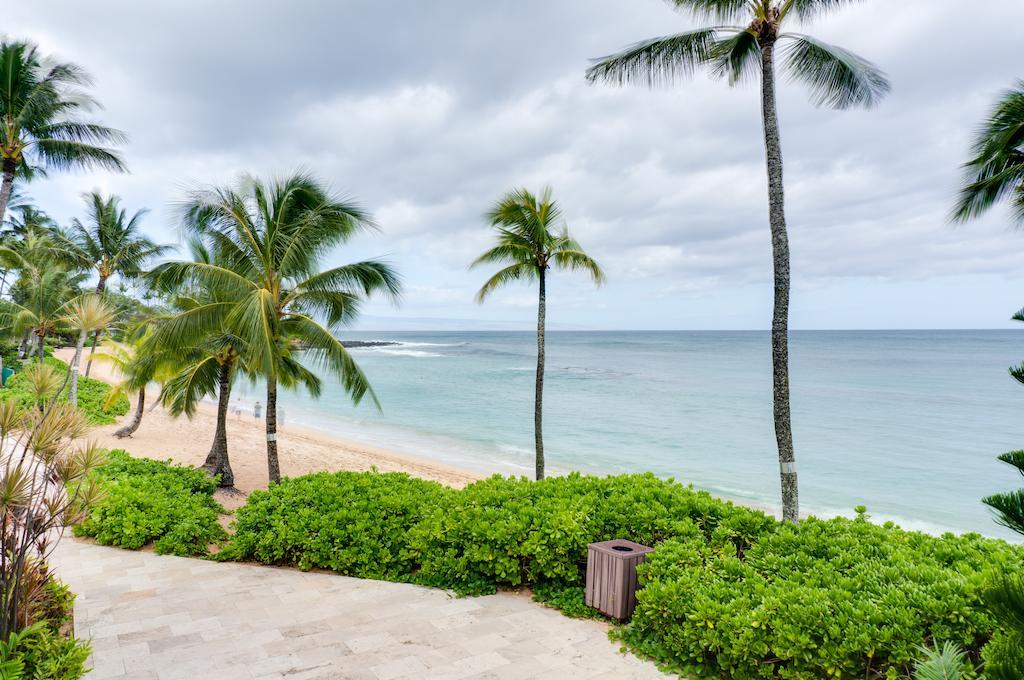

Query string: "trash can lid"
[[588, 539, 654, 557]]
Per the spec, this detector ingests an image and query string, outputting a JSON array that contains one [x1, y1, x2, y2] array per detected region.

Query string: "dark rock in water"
[[339, 340, 401, 348]]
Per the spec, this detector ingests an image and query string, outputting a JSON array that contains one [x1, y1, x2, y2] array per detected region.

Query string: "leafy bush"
[[74, 450, 227, 556], [621, 511, 1023, 679], [408, 473, 775, 595], [0, 577, 90, 680], [2, 356, 128, 424], [218, 471, 451, 580]]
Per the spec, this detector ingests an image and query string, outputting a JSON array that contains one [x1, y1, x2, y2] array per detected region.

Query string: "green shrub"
[[0, 577, 91, 680], [2, 356, 128, 424], [621, 512, 1023, 679], [218, 471, 451, 581], [74, 450, 226, 556], [409, 473, 775, 595]]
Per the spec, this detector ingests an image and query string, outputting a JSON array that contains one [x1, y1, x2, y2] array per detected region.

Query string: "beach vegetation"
[[586, 0, 891, 523], [471, 188, 604, 480], [2, 357, 128, 425], [149, 172, 401, 484], [73, 449, 227, 557]]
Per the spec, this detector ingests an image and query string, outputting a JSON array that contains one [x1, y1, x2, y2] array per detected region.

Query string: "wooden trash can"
[[585, 539, 654, 620]]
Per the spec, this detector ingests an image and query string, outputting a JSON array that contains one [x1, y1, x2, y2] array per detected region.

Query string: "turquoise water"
[[232, 330, 1024, 539]]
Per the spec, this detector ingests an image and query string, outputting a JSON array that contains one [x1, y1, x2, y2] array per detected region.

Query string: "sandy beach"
[[57, 348, 482, 509]]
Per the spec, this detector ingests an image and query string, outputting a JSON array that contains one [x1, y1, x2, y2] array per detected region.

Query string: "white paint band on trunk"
[[266, 433, 277, 442], [779, 461, 797, 474]]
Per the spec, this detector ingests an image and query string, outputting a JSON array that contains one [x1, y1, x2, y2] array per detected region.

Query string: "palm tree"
[[147, 240, 254, 487], [953, 81, 1024, 225], [0, 40, 126, 224], [586, 0, 890, 521], [5, 267, 84, 364], [471, 187, 605, 480], [60, 294, 116, 407], [58, 191, 169, 376], [151, 173, 402, 484], [93, 335, 165, 439]]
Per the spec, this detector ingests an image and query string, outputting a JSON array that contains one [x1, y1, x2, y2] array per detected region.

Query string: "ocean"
[[231, 330, 1024, 540]]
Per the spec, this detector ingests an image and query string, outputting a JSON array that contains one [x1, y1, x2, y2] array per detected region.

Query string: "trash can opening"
[[612, 546, 634, 552]]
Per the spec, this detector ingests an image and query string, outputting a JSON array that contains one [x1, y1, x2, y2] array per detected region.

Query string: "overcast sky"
[[11, 0, 1024, 330]]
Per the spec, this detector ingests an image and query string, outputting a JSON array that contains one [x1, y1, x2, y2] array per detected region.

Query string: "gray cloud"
[[10, 0, 1024, 329]]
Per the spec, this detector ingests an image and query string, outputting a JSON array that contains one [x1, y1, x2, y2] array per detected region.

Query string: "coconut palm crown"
[[149, 172, 402, 484], [587, 0, 890, 522], [472, 187, 605, 480], [0, 40, 126, 224]]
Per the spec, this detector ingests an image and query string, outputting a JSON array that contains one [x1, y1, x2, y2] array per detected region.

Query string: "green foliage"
[[621, 515, 1023, 679], [980, 573, 1024, 680], [0, 577, 90, 680], [531, 583, 607, 620], [73, 450, 226, 556], [2, 357, 128, 424], [0, 344, 23, 373], [218, 471, 450, 580], [409, 473, 772, 595], [913, 642, 975, 680]]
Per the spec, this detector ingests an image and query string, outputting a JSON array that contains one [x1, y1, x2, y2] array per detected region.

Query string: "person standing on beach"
[[254, 400, 262, 420]]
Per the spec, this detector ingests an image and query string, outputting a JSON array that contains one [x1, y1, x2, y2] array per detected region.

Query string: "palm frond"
[[668, 0, 750, 22], [708, 30, 761, 85], [550, 249, 607, 285], [474, 263, 537, 303], [281, 314, 377, 409], [586, 28, 725, 87], [912, 641, 971, 680], [953, 82, 1024, 225], [780, 0, 865, 22], [779, 33, 891, 109]]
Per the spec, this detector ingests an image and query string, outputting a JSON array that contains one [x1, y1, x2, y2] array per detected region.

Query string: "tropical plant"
[[0, 40, 125, 224], [150, 172, 401, 484], [912, 642, 973, 680], [4, 267, 84, 364], [586, 0, 890, 521], [56, 191, 168, 376], [471, 187, 604, 480], [59, 295, 115, 407], [954, 81, 1024, 225], [0, 395, 105, 641]]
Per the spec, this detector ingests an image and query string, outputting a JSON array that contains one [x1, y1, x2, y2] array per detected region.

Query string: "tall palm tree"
[[58, 191, 169, 376], [472, 187, 605, 480], [586, 0, 890, 521], [0, 40, 126, 224], [60, 294, 116, 407], [151, 173, 402, 484], [953, 81, 1024, 225], [147, 240, 256, 487]]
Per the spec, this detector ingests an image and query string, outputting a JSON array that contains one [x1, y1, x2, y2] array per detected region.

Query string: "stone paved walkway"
[[52, 540, 669, 680]]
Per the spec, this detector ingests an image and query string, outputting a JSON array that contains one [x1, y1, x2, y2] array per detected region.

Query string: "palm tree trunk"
[[114, 388, 145, 438], [68, 329, 87, 406], [203, 362, 235, 487], [35, 334, 44, 366], [534, 269, 547, 481], [266, 375, 281, 484], [84, 277, 107, 377], [0, 161, 15, 226], [760, 39, 798, 523]]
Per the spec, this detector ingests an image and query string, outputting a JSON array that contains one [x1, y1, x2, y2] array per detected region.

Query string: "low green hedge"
[[73, 450, 227, 556], [217, 471, 1023, 679], [218, 471, 452, 580], [622, 510, 1021, 678], [3, 357, 129, 425]]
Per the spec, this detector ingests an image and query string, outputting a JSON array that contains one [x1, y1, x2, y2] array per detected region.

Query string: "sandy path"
[[57, 348, 482, 509]]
